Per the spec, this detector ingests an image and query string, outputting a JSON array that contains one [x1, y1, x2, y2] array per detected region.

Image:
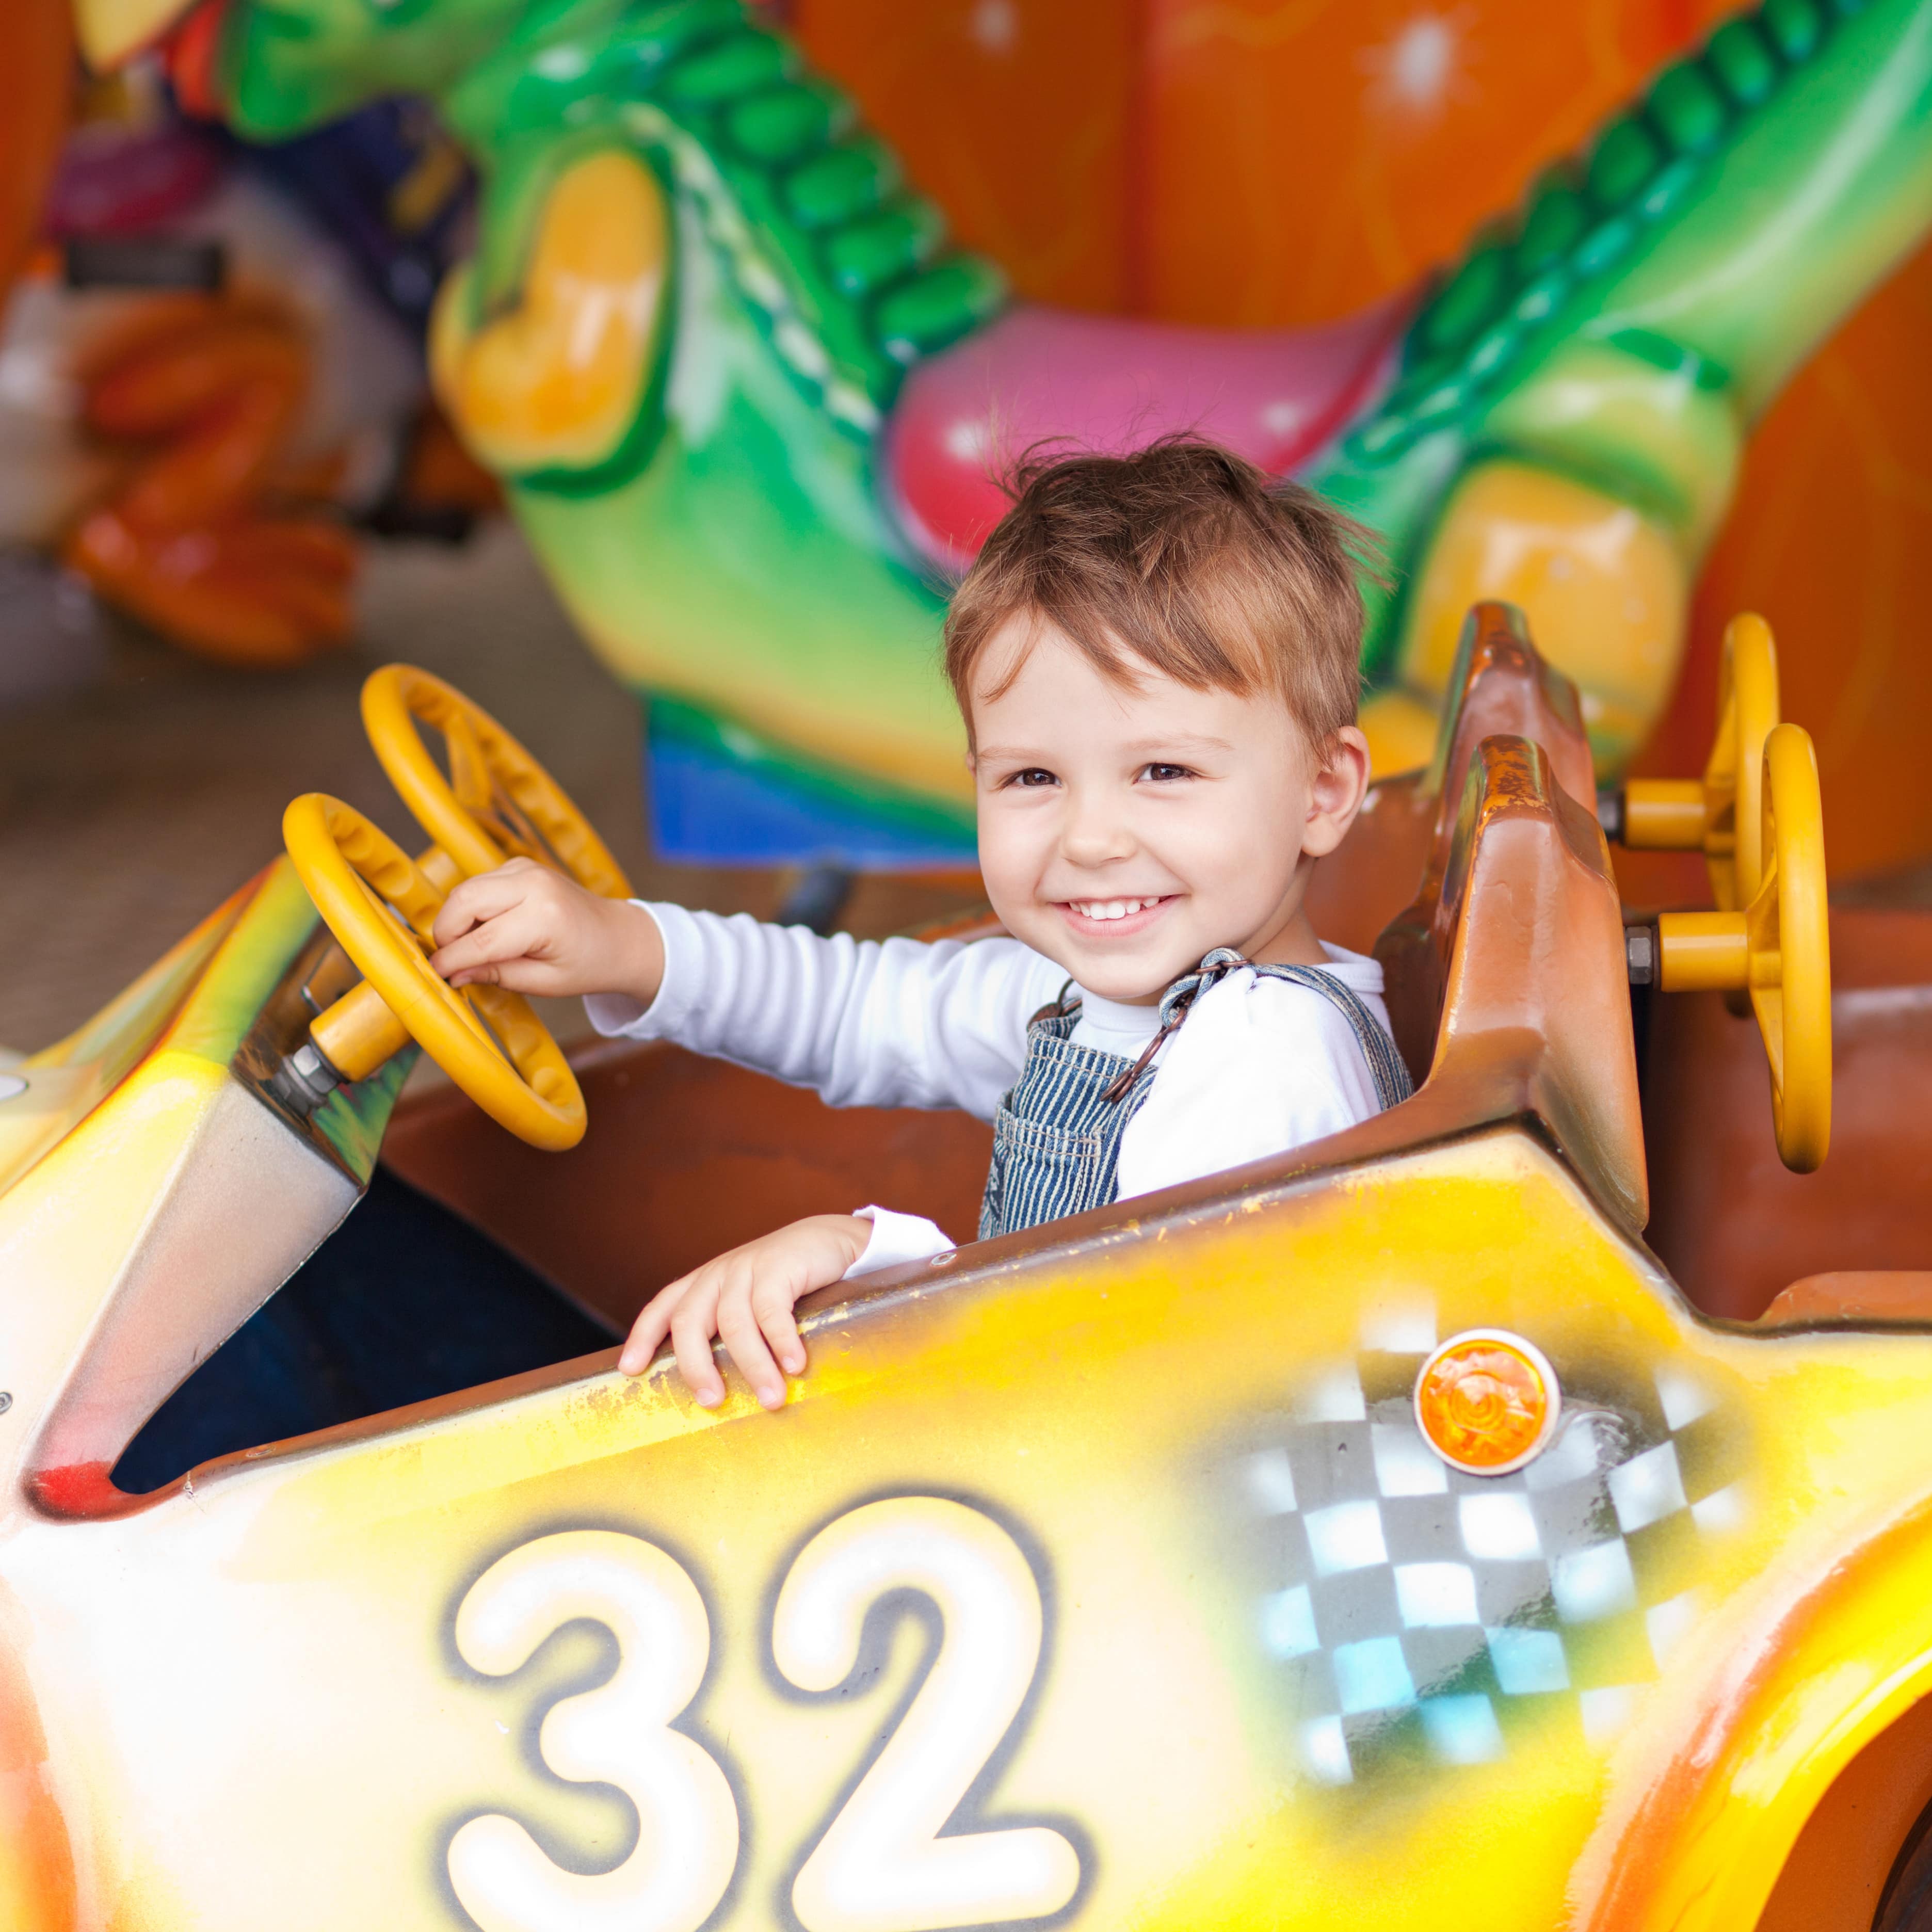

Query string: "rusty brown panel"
[[1645, 908, 1932, 1319], [1312, 606, 1589, 957], [1424, 603, 1596, 812], [1342, 610, 1645, 1232], [1376, 603, 1600, 1081], [1431, 738, 1645, 1232], [383, 1039, 993, 1331]]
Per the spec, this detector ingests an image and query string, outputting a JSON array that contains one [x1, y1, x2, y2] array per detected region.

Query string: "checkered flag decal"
[[1229, 1325, 1746, 1786]]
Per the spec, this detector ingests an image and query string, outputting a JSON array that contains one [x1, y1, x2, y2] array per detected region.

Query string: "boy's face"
[[969, 616, 1370, 1003]]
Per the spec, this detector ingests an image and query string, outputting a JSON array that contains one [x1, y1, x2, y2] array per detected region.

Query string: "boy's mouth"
[[1055, 894, 1177, 937]]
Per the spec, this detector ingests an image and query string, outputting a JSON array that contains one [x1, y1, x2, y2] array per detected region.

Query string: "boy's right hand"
[[429, 857, 664, 1004]]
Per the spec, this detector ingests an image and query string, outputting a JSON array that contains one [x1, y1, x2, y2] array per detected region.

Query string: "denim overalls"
[[978, 946, 1413, 1240]]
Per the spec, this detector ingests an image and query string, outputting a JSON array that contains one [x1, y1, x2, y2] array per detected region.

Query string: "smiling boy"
[[428, 439, 1410, 1410]]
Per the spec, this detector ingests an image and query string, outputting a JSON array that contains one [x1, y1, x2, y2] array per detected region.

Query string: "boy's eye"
[[1140, 762, 1194, 783], [1005, 768, 1058, 788]]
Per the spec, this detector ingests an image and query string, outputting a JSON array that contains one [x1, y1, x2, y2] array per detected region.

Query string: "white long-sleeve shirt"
[[586, 904, 1394, 1274]]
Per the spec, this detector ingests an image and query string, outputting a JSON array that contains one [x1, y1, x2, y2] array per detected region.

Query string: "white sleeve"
[[1113, 976, 1387, 1201], [842, 1204, 957, 1278], [583, 903, 1063, 1120]]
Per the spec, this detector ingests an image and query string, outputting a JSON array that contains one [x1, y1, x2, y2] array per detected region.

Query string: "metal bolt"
[[1625, 925, 1657, 986], [269, 1039, 343, 1116]]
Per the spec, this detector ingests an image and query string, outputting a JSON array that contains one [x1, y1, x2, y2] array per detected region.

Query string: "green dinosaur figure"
[[82, 0, 1932, 858]]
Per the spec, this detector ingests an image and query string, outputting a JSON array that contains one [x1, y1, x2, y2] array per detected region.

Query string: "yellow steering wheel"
[[282, 792, 587, 1151], [361, 663, 633, 897], [1653, 723, 1831, 1171], [1611, 612, 1781, 907]]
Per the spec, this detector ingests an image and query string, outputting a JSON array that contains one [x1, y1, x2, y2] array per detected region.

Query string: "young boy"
[[428, 439, 1409, 1413]]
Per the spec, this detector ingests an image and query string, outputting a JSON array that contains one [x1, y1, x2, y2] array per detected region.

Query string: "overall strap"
[[1244, 961, 1414, 1112], [1098, 946, 1250, 1104], [1027, 978, 1081, 1031], [1100, 946, 1412, 1111]]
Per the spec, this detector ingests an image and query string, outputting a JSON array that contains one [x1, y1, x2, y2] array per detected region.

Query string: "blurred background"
[[6, 0, 1930, 1052]]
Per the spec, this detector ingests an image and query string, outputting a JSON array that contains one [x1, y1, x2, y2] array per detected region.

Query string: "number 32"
[[448, 1497, 1082, 1932]]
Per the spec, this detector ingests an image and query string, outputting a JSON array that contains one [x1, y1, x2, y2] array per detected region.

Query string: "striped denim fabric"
[[977, 1001, 1147, 1241], [977, 952, 1413, 1243]]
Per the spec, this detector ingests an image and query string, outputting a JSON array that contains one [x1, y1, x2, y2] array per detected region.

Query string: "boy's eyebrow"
[[1125, 733, 1235, 755], [974, 734, 1237, 761]]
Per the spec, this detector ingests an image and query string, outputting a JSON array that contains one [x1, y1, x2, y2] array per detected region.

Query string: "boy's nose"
[[1058, 795, 1136, 867]]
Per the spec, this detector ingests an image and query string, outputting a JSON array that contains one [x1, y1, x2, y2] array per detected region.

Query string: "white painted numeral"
[[774, 1496, 1082, 1932], [448, 1530, 738, 1932]]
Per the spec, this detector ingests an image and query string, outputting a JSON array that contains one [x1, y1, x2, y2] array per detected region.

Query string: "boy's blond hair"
[[942, 437, 1379, 750]]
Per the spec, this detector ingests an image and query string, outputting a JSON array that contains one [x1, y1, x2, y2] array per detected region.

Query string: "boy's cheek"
[[973, 815, 1029, 895]]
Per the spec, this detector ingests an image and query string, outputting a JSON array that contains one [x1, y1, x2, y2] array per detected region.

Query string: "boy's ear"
[[1300, 726, 1372, 859]]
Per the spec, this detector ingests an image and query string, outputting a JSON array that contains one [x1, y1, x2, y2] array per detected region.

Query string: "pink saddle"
[[883, 291, 1414, 575]]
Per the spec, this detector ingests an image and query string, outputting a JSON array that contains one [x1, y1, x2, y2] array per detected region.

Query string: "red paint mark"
[[26, 1462, 128, 1520]]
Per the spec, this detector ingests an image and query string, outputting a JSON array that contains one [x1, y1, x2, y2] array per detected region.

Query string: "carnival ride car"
[[2, 602, 1931, 1932]]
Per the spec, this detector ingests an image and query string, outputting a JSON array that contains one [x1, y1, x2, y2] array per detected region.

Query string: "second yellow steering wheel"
[[283, 792, 587, 1151], [361, 663, 633, 898], [1654, 722, 1831, 1171]]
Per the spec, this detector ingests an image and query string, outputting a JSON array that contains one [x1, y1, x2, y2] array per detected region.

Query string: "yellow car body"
[[1, 617, 1928, 1932]]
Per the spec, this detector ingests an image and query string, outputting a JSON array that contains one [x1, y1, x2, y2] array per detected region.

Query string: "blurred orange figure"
[[62, 294, 358, 669]]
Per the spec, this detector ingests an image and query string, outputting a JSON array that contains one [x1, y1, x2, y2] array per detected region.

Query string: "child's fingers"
[[717, 1266, 786, 1410], [428, 905, 551, 987], [429, 859, 541, 948], [750, 1274, 808, 1379], [618, 1275, 689, 1375], [668, 1276, 728, 1407]]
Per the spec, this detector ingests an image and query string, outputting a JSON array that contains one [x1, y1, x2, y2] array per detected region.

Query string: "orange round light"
[[1413, 1330, 1559, 1475]]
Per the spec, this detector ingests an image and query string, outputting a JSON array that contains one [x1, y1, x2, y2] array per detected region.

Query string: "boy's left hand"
[[619, 1214, 872, 1409]]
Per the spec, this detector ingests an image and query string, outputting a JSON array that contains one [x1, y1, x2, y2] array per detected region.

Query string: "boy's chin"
[[1053, 936, 1209, 1005]]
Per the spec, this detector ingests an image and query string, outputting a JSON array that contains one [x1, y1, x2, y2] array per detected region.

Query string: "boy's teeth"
[[1074, 897, 1155, 921]]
